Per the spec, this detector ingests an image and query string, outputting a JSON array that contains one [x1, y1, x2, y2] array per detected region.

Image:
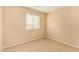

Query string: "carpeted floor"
[[3, 39, 79, 52]]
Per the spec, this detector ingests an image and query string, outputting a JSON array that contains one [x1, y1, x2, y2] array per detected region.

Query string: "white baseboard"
[[3, 34, 79, 49], [3, 35, 45, 49], [47, 35, 79, 48]]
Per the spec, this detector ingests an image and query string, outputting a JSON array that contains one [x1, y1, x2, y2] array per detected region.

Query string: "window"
[[33, 15, 40, 29], [26, 14, 33, 30], [26, 13, 40, 30]]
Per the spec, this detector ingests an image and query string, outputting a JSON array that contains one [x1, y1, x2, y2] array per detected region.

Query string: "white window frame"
[[26, 13, 40, 30]]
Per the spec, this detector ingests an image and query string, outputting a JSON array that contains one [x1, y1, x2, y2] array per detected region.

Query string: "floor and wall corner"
[[0, 6, 79, 52]]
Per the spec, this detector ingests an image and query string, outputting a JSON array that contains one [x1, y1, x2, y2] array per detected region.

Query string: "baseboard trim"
[[47, 35, 79, 48], [3, 35, 45, 49], [3, 34, 79, 49]]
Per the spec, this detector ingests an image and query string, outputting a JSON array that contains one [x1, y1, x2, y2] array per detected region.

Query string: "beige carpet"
[[4, 39, 79, 52]]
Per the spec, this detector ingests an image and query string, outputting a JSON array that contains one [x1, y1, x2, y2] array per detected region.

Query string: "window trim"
[[26, 13, 41, 30]]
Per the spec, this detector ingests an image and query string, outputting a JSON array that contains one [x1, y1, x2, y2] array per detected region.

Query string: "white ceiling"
[[26, 6, 64, 13]]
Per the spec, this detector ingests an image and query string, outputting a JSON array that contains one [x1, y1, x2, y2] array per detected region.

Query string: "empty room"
[[0, 6, 79, 52]]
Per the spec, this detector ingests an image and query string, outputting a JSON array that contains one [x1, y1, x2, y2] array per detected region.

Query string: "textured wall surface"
[[47, 7, 79, 48], [0, 7, 3, 51], [3, 7, 46, 48]]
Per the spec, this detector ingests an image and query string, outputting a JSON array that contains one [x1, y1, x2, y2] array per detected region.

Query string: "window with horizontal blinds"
[[26, 13, 40, 30]]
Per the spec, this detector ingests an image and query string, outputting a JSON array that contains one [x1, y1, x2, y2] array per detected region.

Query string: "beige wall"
[[47, 7, 79, 48], [3, 6, 79, 49], [0, 7, 3, 51], [3, 7, 46, 48]]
